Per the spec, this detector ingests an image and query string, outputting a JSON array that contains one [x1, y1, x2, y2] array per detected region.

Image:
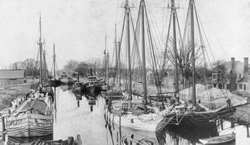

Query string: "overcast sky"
[[1, 0, 250, 69]]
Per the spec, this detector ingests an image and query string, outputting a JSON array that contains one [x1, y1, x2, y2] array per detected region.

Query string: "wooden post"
[[220, 119, 224, 130], [2, 116, 5, 141], [119, 115, 122, 145], [247, 124, 250, 138], [77, 101, 80, 108], [90, 106, 93, 112]]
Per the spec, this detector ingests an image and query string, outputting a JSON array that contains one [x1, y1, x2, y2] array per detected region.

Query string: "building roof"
[[0, 70, 25, 79], [238, 75, 250, 83]]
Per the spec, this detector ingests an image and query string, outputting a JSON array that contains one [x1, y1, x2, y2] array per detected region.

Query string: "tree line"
[[62, 58, 104, 77]]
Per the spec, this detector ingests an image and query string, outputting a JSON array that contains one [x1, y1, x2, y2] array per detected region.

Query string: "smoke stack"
[[244, 57, 249, 75], [231, 57, 235, 69], [230, 57, 237, 92]]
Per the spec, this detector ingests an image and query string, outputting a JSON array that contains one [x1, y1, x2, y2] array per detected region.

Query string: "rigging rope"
[[195, 1, 229, 60], [145, 5, 163, 97]]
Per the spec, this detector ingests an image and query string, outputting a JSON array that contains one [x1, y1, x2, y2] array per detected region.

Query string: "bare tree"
[[63, 60, 79, 75]]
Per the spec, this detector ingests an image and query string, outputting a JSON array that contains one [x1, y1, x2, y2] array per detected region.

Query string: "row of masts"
[[37, 15, 57, 87], [118, 0, 147, 110], [169, 0, 197, 105], [165, 0, 196, 105], [111, 0, 198, 109]]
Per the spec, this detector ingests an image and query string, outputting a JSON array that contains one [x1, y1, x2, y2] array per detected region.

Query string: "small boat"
[[7, 98, 53, 137], [85, 76, 101, 93], [199, 133, 236, 145]]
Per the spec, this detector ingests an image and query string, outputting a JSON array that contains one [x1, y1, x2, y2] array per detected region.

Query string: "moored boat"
[[199, 132, 236, 145], [6, 15, 53, 138], [105, 0, 170, 133], [7, 98, 53, 137], [85, 76, 101, 93], [160, 0, 236, 131]]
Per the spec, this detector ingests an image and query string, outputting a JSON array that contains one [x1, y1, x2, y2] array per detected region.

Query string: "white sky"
[[1, 0, 250, 69]]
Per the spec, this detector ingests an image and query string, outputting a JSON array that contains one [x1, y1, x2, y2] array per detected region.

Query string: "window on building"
[[239, 84, 242, 89], [244, 84, 247, 90]]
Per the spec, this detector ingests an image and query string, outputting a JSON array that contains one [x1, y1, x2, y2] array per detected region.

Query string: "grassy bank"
[[0, 83, 32, 111]]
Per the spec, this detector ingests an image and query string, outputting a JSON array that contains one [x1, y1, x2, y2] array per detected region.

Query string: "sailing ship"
[[161, 0, 236, 130], [6, 15, 53, 137], [105, 0, 170, 133]]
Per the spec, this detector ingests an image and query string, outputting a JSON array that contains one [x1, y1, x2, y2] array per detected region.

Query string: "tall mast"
[[53, 43, 57, 122], [114, 23, 118, 83], [117, 41, 121, 87], [171, 0, 179, 96], [53, 44, 56, 78], [125, 0, 132, 107], [104, 35, 107, 80], [190, 0, 196, 106], [43, 39, 47, 83], [141, 0, 147, 111], [107, 52, 109, 86], [38, 15, 43, 86]]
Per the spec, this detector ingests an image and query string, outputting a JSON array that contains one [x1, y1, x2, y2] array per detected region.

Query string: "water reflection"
[[104, 116, 236, 145], [61, 83, 74, 91], [157, 123, 218, 145], [85, 92, 99, 112], [105, 120, 159, 145]]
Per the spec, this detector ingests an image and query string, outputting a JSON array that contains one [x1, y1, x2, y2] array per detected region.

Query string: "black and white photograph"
[[0, 0, 250, 144]]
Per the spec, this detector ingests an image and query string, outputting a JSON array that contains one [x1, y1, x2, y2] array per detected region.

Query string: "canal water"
[[4, 87, 250, 145]]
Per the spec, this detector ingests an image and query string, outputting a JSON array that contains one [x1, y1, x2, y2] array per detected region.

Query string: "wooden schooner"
[[6, 15, 53, 137], [105, 0, 170, 133], [161, 0, 236, 130]]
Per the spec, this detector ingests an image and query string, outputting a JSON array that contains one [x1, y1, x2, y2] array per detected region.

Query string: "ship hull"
[[165, 106, 236, 130], [7, 111, 53, 137], [104, 108, 167, 133]]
